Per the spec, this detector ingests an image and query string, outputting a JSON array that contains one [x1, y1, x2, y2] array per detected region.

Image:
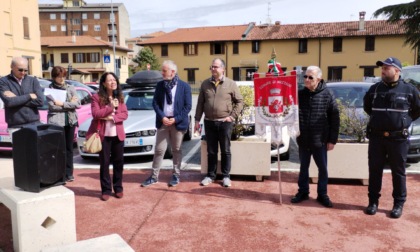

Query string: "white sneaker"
[[200, 177, 213, 186], [223, 177, 231, 187]]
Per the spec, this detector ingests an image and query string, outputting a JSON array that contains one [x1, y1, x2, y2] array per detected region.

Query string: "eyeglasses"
[[303, 75, 314, 80], [18, 69, 28, 72], [210, 66, 221, 70]]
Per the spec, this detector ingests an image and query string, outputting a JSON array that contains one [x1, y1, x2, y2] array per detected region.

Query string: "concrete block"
[[41, 234, 135, 252], [309, 143, 369, 185], [201, 138, 271, 180], [0, 185, 76, 252]]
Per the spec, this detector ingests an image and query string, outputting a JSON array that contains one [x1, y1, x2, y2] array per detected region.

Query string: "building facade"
[[0, 0, 42, 76], [139, 13, 417, 86], [41, 36, 132, 83], [39, 0, 130, 47]]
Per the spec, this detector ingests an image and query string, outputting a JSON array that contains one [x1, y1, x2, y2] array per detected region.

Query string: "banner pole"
[[277, 143, 282, 204]]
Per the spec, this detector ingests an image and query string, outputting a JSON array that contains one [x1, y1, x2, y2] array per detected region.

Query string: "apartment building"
[[41, 36, 132, 83], [39, 0, 130, 47], [126, 31, 166, 68], [0, 0, 41, 76], [139, 12, 417, 85]]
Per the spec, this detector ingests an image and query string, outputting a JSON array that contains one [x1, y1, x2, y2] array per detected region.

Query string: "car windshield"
[[124, 90, 154, 110], [328, 85, 370, 108], [402, 68, 420, 91]]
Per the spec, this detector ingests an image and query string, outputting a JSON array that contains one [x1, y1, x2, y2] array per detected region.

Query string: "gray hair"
[[212, 58, 225, 69], [11, 57, 28, 67], [306, 66, 322, 78], [162, 60, 177, 73]]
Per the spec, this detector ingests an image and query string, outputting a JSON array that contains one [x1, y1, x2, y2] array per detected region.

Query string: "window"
[[184, 43, 198, 55], [72, 19, 81, 25], [87, 53, 100, 63], [94, 25, 101, 31], [298, 39, 308, 53], [233, 41, 239, 54], [210, 42, 225, 55], [94, 36, 101, 40], [61, 25, 66, 31], [185, 68, 198, 84], [73, 53, 85, 63], [94, 13, 100, 19], [23, 17, 29, 39], [73, 1, 80, 6], [232, 67, 240, 81], [50, 14, 56, 20], [61, 53, 69, 63], [327, 66, 346, 81], [161, 44, 168, 57], [252, 41, 260, 53], [82, 13, 87, 19], [82, 25, 88, 31], [74, 30, 81, 35], [61, 13, 66, 20], [50, 25, 57, 32], [333, 37, 342, 52], [360, 66, 375, 77], [365, 36, 375, 51]]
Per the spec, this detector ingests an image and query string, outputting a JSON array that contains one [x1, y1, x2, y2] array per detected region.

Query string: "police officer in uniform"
[[363, 57, 420, 218]]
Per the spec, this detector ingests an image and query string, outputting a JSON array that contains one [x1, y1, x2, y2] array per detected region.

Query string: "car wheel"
[[164, 145, 173, 159], [183, 116, 192, 141], [280, 150, 290, 160]]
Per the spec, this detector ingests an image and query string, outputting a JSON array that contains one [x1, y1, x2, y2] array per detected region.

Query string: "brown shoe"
[[115, 192, 124, 199], [101, 194, 110, 201]]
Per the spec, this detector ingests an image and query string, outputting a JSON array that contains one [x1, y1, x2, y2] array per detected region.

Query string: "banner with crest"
[[253, 73, 300, 144]]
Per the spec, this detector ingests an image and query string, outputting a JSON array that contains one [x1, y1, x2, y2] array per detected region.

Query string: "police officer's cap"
[[376, 57, 402, 71]]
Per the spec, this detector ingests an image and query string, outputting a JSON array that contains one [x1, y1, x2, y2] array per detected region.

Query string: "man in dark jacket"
[[141, 60, 192, 187], [0, 57, 44, 133], [363, 57, 420, 218], [291, 65, 340, 207]]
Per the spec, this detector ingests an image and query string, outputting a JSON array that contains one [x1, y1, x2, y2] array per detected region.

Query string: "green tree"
[[132, 47, 160, 71], [373, 1, 420, 50]]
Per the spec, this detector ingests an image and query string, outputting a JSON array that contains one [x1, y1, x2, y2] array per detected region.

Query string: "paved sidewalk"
[[1, 166, 420, 251]]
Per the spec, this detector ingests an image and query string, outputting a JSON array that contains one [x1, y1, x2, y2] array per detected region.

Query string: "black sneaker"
[[291, 192, 309, 203], [66, 176, 75, 182], [168, 175, 180, 187], [390, 204, 403, 218], [141, 177, 158, 187], [316, 194, 333, 208]]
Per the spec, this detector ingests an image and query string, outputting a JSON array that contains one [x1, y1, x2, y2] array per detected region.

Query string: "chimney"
[[275, 21, 281, 26], [359, 11, 366, 31], [72, 31, 76, 43]]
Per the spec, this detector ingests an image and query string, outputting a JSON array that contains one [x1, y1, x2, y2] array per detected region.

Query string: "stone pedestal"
[[201, 137, 271, 181], [0, 184, 76, 252]]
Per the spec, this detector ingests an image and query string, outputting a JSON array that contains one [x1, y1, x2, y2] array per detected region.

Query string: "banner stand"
[[277, 144, 283, 204]]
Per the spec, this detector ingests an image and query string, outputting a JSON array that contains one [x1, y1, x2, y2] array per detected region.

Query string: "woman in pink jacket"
[[86, 72, 128, 201]]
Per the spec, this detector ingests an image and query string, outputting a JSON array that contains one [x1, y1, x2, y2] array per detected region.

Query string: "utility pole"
[[111, 0, 117, 76]]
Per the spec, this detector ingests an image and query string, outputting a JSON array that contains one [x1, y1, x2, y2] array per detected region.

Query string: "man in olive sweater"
[[194, 58, 243, 187]]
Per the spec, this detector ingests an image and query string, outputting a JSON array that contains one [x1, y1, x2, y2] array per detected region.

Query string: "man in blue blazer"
[[141, 60, 192, 187]]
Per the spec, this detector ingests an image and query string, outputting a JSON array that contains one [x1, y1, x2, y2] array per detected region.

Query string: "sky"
[[38, 0, 413, 37]]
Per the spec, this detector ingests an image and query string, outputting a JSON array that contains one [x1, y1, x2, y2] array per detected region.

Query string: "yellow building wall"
[[0, 0, 41, 77], [149, 35, 415, 85], [42, 47, 129, 83]]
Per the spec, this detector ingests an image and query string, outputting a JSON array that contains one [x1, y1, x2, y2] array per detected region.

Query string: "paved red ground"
[[1, 169, 420, 251]]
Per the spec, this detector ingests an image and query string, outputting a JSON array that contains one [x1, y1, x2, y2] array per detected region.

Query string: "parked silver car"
[[76, 87, 192, 159], [328, 81, 420, 162]]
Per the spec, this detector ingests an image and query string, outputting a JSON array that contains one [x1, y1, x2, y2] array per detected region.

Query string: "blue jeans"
[[297, 145, 328, 196], [204, 120, 233, 179]]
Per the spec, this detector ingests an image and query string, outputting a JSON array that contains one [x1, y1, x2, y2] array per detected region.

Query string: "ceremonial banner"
[[253, 74, 300, 144]]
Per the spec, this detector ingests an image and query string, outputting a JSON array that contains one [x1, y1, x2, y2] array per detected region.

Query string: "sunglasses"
[[18, 69, 28, 72], [303, 75, 314, 80]]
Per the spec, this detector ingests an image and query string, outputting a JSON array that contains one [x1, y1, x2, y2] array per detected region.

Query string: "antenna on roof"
[[266, 2, 272, 25]]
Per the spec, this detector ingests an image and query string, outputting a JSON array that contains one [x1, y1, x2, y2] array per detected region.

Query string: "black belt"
[[371, 129, 409, 137]]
